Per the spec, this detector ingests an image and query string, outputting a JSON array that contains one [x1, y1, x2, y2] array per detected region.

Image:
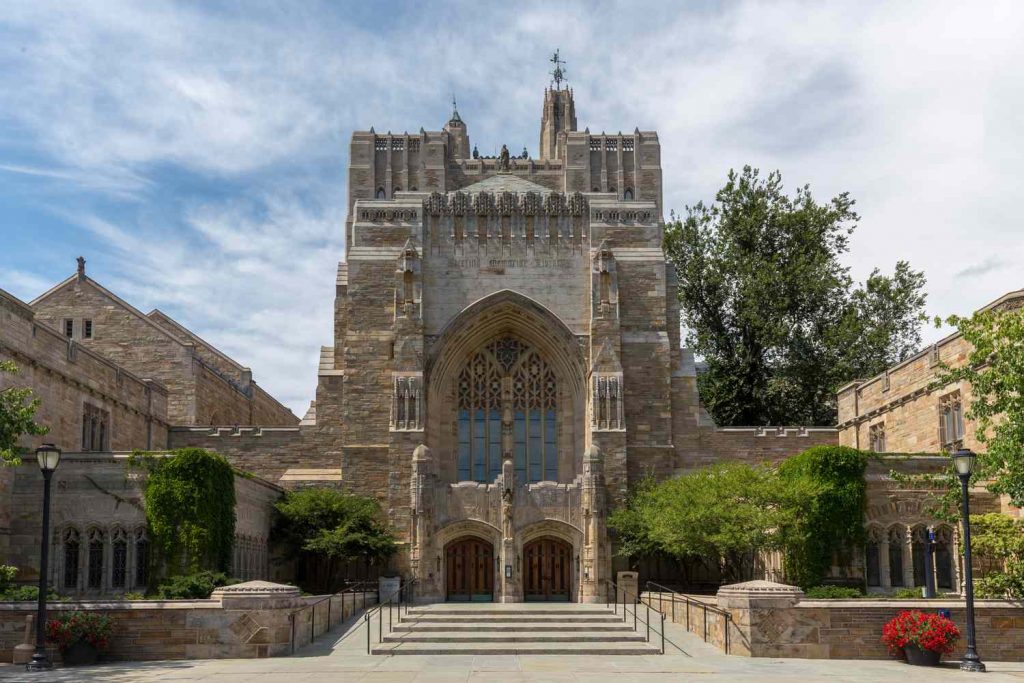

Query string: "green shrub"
[[891, 587, 925, 599], [155, 571, 239, 599], [0, 565, 18, 591], [804, 585, 864, 599], [0, 586, 63, 602], [122, 592, 146, 601]]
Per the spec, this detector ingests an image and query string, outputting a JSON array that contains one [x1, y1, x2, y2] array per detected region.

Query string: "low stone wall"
[[0, 582, 376, 663], [645, 580, 1024, 661]]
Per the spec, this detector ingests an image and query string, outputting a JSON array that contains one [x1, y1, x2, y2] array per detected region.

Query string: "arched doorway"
[[445, 538, 494, 602], [523, 537, 572, 601]]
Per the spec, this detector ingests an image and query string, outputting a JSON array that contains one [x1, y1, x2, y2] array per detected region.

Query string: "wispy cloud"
[[1, 0, 1024, 414]]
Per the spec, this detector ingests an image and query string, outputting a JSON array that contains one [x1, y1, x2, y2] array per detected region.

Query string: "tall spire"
[[550, 49, 567, 89], [449, 93, 462, 125]]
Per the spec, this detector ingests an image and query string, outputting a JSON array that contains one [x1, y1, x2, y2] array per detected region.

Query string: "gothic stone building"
[[170, 83, 836, 603]]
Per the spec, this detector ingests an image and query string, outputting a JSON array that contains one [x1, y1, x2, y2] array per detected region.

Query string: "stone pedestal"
[[203, 580, 306, 658], [616, 570, 638, 604], [12, 614, 35, 664], [715, 580, 805, 657]]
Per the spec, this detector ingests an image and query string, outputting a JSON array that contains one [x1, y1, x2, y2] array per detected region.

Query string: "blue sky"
[[2, 1, 1023, 416]]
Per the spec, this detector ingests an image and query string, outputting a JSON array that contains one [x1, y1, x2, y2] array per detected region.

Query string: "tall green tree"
[[939, 305, 1024, 506], [665, 166, 927, 426], [0, 360, 49, 465], [274, 488, 396, 593]]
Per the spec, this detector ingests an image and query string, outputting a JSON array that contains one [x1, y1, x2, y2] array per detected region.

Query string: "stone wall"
[[0, 287, 169, 454], [643, 581, 1024, 662], [0, 583, 377, 662]]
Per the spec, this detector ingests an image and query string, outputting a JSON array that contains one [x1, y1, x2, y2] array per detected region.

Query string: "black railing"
[[643, 580, 732, 654], [290, 580, 378, 654], [603, 578, 666, 654], [364, 578, 419, 654]]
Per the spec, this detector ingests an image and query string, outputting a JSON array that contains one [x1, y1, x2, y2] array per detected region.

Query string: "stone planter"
[[903, 644, 941, 667], [62, 640, 99, 666]]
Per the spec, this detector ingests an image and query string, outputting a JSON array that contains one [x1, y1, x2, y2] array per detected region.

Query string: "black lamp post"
[[952, 448, 985, 673], [26, 444, 61, 673]]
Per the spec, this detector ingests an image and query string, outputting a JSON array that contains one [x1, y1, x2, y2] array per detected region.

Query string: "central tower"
[[538, 50, 577, 160]]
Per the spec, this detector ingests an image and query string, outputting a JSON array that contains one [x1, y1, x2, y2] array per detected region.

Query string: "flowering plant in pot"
[[881, 610, 960, 666], [46, 612, 113, 665]]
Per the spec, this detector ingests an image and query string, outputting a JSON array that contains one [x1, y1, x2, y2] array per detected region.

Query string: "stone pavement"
[[0, 609, 1022, 682]]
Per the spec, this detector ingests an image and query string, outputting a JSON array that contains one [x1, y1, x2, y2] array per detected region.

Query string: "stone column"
[[580, 444, 605, 602], [716, 580, 807, 658], [410, 444, 433, 595], [902, 527, 915, 589], [879, 540, 891, 589], [500, 454, 519, 602]]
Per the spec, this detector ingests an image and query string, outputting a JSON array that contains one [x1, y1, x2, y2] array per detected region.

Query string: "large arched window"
[[62, 528, 80, 591], [457, 336, 557, 484], [912, 526, 928, 587], [888, 526, 905, 587], [865, 527, 882, 587], [935, 526, 954, 590]]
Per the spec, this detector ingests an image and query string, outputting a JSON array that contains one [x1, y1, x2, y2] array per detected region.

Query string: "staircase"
[[370, 603, 661, 655]]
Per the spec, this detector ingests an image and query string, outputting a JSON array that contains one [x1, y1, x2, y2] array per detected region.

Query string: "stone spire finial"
[[550, 49, 567, 89], [76, 256, 86, 281], [448, 94, 463, 125]]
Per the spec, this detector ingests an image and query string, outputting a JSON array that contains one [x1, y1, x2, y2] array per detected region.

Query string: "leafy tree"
[[970, 513, 1024, 599], [607, 478, 661, 569], [130, 448, 237, 578], [938, 305, 1024, 506], [610, 462, 799, 583], [0, 360, 49, 465], [274, 488, 396, 593], [777, 446, 867, 589], [664, 166, 927, 426]]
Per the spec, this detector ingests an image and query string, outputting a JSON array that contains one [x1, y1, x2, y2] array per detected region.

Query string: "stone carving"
[[497, 144, 510, 171], [502, 487, 514, 540]]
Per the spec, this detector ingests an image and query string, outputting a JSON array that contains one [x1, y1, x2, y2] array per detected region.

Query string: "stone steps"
[[371, 603, 661, 656]]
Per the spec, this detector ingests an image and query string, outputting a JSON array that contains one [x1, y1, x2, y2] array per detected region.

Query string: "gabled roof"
[[456, 174, 552, 195], [147, 308, 245, 376]]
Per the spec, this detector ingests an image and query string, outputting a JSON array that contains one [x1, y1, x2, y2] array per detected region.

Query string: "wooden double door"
[[446, 538, 494, 602], [524, 538, 572, 601]]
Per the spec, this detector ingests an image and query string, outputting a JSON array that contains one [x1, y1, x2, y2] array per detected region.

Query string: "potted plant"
[[881, 610, 960, 666], [46, 611, 113, 665]]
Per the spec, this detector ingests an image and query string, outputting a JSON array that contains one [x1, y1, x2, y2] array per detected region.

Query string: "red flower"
[[881, 610, 960, 655]]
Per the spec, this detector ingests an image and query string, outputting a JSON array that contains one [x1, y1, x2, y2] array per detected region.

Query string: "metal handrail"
[[643, 580, 732, 654], [364, 577, 419, 653], [604, 578, 666, 654], [289, 580, 378, 653]]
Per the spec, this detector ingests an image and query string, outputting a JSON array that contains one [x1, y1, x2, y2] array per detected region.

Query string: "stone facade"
[[6, 453, 280, 595], [169, 78, 837, 603], [30, 262, 298, 428]]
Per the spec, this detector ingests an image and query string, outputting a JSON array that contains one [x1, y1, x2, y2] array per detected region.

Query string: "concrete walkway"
[[1, 607, 1023, 682]]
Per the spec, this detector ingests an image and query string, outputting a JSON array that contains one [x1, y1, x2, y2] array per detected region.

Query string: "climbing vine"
[[778, 445, 868, 589], [129, 448, 236, 579]]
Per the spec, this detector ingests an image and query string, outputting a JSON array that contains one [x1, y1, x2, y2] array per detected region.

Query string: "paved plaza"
[[1, 612, 1022, 683]]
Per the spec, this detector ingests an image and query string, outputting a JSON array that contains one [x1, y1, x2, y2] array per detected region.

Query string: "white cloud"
[[1, 0, 1023, 415]]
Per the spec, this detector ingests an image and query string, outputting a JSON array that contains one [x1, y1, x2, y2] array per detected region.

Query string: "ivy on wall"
[[778, 445, 868, 589], [129, 448, 236, 578]]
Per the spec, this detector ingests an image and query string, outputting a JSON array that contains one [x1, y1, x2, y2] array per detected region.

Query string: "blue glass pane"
[[488, 410, 502, 481], [544, 410, 557, 481], [473, 409, 486, 482], [514, 411, 526, 482], [458, 409, 470, 480], [529, 410, 541, 482]]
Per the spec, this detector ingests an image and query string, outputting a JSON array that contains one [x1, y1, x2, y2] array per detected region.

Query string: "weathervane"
[[550, 49, 567, 89]]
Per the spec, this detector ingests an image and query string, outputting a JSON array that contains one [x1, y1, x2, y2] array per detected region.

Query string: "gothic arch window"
[[887, 526, 905, 587], [934, 526, 954, 589], [911, 526, 928, 586], [376, 187, 386, 199], [394, 186, 402, 194], [87, 527, 105, 590], [62, 528, 81, 591], [134, 528, 149, 588], [111, 527, 128, 589], [623, 188, 634, 201], [457, 336, 558, 484]]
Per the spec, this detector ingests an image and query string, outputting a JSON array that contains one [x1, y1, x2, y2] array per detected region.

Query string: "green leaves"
[[609, 446, 868, 587], [132, 448, 237, 578], [0, 360, 49, 465], [665, 167, 927, 426], [274, 488, 396, 591], [938, 307, 1024, 507]]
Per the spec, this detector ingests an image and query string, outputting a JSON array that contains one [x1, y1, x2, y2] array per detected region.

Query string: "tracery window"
[[87, 528, 105, 590], [912, 526, 928, 587], [457, 336, 557, 483], [934, 526, 954, 589], [62, 528, 80, 591], [865, 527, 882, 587], [111, 528, 127, 589], [134, 529, 149, 587], [939, 393, 965, 450], [888, 527, 904, 587]]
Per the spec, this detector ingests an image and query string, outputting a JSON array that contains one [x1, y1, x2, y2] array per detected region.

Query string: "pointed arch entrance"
[[445, 537, 494, 602], [523, 537, 572, 601]]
